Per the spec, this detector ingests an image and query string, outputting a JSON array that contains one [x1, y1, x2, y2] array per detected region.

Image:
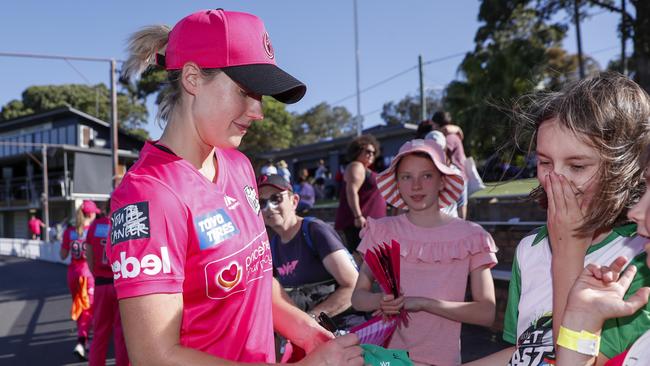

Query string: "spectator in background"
[[315, 159, 329, 180], [28, 213, 45, 240], [297, 176, 316, 213], [432, 110, 467, 178], [261, 159, 278, 176], [277, 160, 291, 183], [334, 135, 386, 257], [258, 174, 359, 326], [415, 119, 437, 139]]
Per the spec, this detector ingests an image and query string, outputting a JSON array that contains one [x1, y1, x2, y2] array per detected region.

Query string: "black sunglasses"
[[362, 148, 376, 156], [259, 192, 288, 211]]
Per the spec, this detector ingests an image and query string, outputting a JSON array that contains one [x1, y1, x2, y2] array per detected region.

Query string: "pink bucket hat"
[[81, 200, 101, 215], [163, 9, 306, 104], [376, 139, 464, 210]]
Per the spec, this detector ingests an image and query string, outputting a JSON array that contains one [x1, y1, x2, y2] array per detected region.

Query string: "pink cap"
[[164, 9, 306, 104], [376, 139, 464, 210], [81, 200, 101, 215]]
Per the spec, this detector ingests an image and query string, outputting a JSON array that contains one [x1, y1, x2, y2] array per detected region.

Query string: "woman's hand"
[[353, 216, 367, 229], [404, 296, 427, 312], [564, 256, 650, 328], [298, 333, 364, 366]]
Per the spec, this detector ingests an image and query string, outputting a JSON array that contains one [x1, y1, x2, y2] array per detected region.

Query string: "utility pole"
[[110, 59, 119, 186], [419, 55, 426, 121], [41, 145, 49, 243], [573, 0, 585, 79], [621, 0, 627, 75], [353, 0, 363, 136]]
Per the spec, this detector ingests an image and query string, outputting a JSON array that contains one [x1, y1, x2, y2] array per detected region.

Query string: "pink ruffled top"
[[358, 215, 498, 366]]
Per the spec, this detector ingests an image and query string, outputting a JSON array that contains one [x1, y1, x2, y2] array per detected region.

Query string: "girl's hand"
[[564, 256, 650, 327], [404, 296, 428, 312], [372, 294, 404, 317], [544, 172, 592, 254]]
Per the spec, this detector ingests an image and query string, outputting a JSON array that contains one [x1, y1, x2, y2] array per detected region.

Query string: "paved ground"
[[0, 255, 509, 365]]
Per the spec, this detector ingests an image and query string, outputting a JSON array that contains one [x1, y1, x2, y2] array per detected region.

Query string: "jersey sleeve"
[[309, 220, 347, 259], [503, 254, 521, 345], [61, 228, 72, 251], [108, 175, 188, 300], [468, 229, 498, 271], [600, 251, 650, 358]]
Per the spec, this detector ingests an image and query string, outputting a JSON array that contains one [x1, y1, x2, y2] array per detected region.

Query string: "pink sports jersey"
[[62, 226, 91, 274], [86, 216, 112, 279], [106, 141, 274, 362], [28, 217, 43, 235]]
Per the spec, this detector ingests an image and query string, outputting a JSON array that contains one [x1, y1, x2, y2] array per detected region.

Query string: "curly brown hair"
[[346, 134, 380, 163], [514, 71, 650, 237]]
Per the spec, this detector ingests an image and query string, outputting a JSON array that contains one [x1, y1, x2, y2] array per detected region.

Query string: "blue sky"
[[0, 1, 628, 139]]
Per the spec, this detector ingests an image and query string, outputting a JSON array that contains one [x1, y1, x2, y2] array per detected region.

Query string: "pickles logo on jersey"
[[204, 232, 272, 300], [216, 261, 242, 291], [111, 202, 150, 245], [194, 209, 240, 250]]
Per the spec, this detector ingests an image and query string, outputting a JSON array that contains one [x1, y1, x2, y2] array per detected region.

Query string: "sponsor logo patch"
[[194, 209, 240, 250], [111, 202, 150, 245], [112, 246, 172, 280], [224, 194, 240, 210], [244, 186, 260, 215], [216, 261, 243, 291]]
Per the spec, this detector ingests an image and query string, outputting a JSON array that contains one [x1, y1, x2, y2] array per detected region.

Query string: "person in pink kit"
[[85, 200, 129, 366], [109, 8, 363, 366], [351, 139, 498, 366], [28, 213, 45, 240], [60, 199, 100, 360]]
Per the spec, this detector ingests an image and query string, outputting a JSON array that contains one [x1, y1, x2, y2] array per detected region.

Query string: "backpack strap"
[[301, 216, 318, 256]]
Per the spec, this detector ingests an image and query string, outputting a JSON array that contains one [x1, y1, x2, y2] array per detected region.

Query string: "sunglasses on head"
[[259, 191, 289, 211]]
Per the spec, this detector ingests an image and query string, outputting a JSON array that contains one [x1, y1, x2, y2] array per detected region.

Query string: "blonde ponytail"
[[75, 208, 86, 237], [122, 25, 171, 82]]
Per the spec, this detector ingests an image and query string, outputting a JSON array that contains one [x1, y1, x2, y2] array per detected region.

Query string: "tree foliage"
[[381, 90, 444, 126], [534, 0, 650, 93], [444, 2, 597, 158], [0, 84, 149, 137], [292, 102, 354, 145]]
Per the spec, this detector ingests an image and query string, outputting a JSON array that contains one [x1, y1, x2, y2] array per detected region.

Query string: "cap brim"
[[223, 64, 306, 104]]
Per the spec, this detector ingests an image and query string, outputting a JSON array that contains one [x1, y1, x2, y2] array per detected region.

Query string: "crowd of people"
[[42, 6, 650, 366]]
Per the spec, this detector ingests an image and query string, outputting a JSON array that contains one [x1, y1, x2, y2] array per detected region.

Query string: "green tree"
[[240, 97, 294, 159], [0, 84, 149, 137], [444, 2, 591, 158], [536, 0, 650, 93], [292, 102, 354, 145], [381, 90, 444, 126]]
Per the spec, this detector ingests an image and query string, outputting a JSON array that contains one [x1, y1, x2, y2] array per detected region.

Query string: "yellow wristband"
[[557, 325, 600, 357]]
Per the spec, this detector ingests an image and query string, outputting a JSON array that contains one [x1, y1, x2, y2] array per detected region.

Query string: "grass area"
[[313, 178, 539, 208], [470, 178, 538, 198]]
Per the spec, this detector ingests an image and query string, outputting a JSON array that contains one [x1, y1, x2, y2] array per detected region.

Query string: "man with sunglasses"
[[258, 174, 359, 325]]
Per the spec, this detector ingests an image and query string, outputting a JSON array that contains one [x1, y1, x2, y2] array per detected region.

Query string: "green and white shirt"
[[503, 224, 650, 365]]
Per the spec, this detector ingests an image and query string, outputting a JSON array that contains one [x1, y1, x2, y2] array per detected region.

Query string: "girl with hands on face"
[[351, 139, 498, 366], [469, 72, 650, 366]]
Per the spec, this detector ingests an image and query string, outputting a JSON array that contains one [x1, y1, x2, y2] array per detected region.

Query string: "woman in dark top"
[[334, 135, 386, 254]]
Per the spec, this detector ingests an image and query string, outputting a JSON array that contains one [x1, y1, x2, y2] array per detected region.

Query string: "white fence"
[[0, 238, 69, 264]]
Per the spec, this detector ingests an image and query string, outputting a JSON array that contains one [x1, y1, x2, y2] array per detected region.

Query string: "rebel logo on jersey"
[[111, 202, 150, 245], [111, 246, 172, 280], [194, 209, 240, 250], [216, 261, 242, 291], [244, 186, 260, 215], [223, 194, 240, 210]]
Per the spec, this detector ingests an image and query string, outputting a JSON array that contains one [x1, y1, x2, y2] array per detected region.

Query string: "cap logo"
[[263, 32, 274, 59]]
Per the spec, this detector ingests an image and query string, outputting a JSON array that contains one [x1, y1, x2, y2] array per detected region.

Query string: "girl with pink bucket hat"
[[351, 139, 498, 365]]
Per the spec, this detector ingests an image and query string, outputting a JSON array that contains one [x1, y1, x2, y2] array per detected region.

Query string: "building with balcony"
[[0, 107, 144, 238]]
